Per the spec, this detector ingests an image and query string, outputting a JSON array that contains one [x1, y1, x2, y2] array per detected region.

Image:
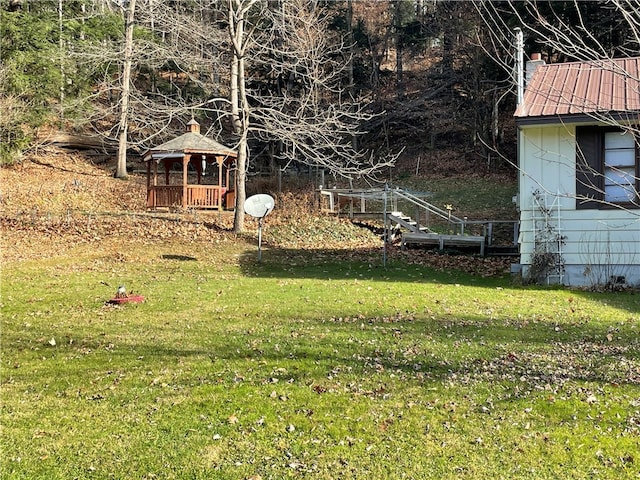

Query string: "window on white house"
[[604, 131, 637, 203], [576, 126, 639, 209]]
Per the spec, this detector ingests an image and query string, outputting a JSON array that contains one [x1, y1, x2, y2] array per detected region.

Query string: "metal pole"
[[258, 217, 263, 261], [383, 183, 388, 268], [515, 27, 524, 106]]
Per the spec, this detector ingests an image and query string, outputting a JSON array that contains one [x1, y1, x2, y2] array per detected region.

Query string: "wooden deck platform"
[[401, 232, 486, 256]]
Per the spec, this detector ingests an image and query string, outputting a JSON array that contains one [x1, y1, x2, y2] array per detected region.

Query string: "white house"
[[515, 55, 640, 287]]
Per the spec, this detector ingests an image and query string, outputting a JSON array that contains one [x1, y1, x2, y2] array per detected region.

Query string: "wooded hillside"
[[1, 1, 636, 181]]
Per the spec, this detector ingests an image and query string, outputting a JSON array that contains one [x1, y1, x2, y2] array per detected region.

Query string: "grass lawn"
[[2, 234, 639, 479], [397, 176, 518, 221]]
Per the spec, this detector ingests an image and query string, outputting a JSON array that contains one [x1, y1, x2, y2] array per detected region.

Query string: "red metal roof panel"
[[515, 56, 640, 118]]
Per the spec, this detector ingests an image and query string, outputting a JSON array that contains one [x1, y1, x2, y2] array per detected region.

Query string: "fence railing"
[[147, 185, 229, 210], [319, 186, 519, 246]]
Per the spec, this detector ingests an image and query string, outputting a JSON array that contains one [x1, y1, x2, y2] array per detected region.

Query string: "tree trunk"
[[115, 0, 136, 179], [234, 131, 247, 233], [229, 0, 254, 233], [232, 51, 249, 233], [58, 0, 65, 113], [346, 0, 354, 93], [395, 2, 404, 99]]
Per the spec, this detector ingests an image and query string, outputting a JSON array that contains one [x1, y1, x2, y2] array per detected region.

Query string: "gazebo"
[[143, 119, 237, 211]]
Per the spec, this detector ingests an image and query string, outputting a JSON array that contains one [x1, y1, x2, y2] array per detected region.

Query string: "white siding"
[[518, 124, 640, 287]]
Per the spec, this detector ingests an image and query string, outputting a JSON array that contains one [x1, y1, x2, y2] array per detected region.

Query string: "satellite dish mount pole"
[[257, 214, 265, 262]]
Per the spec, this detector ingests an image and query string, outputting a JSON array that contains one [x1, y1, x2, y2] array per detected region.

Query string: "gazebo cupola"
[[187, 118, 200, 134], [143, 119, 237, 211]]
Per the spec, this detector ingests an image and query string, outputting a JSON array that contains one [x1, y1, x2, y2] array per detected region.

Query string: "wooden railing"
[[148, 185, 181, 209], [147, 185, 229, 210]]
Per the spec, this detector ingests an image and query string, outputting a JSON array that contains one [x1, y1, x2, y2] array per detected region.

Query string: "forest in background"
[[1, 0, 637, 182]]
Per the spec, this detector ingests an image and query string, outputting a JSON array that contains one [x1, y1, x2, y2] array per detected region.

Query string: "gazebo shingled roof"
[[143, 119, 236, 158]]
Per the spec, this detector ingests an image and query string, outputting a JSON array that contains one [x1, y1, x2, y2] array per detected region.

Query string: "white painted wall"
[[518, 124, 640, 287]]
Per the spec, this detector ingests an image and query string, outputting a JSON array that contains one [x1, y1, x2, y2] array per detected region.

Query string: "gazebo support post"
[[196, 155, 203, 185], [146, 158, 152, 208], [182, 154, 191, 209], [225, 158, 230, 190], [217, 156, 224, 209]]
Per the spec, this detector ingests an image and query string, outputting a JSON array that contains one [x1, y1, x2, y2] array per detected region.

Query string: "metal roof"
[[515, 56, 640, 120]]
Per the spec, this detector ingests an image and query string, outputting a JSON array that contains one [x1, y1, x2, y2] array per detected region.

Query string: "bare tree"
[[228, 0, 255, 233], [115, 0, 136, 179], [73, 0, 395, 232], [73, 0, 230, 165], [224, 0, 397, 232], [250, 0, 396, 179]]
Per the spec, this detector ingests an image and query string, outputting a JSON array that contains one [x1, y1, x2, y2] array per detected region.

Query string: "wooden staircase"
[[388, 211, 431, 234], [386, 209, 486, 256], [319, 186, 516, 256]]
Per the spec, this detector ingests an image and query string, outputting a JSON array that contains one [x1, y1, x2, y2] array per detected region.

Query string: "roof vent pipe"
[[515, 27, 524, 106]]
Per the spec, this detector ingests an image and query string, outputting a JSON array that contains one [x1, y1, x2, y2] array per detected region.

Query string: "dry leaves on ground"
[[2, 153, 513, 278]]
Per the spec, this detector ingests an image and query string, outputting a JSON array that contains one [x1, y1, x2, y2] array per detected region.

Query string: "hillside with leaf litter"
[[1, 147, 513, 277]]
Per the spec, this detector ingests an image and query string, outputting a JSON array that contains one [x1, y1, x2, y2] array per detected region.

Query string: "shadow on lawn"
[[234, 246, 640, 317], [238, 245, 506, 283], [8, 304, 637, 394], [99, 316, 640, 390]]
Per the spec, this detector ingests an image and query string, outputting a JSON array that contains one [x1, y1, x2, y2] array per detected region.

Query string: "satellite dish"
[[243, 194, 275, 262], [244, 194, 275, 218]]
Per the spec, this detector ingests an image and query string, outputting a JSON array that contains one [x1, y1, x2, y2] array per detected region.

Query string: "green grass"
[[2, 240, 639, 479], [392, 176, 517, 219]]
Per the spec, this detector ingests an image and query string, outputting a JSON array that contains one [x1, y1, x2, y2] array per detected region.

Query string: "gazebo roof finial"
[[186, 118, 200, 134]]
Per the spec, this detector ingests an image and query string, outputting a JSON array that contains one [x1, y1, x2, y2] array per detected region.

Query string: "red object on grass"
[[107, 295, 145, 305]]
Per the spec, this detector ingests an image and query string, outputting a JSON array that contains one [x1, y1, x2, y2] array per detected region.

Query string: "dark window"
[[575, 126, 639, 209]]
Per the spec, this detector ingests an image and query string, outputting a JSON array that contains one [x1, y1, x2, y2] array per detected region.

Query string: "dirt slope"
[[1, 149, 146, 216]]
